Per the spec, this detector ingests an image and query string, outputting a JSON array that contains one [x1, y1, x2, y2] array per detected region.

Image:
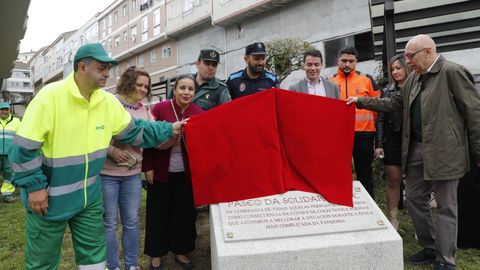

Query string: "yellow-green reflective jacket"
[[0, 114, 20, 155], [8, 73, 173, 221]]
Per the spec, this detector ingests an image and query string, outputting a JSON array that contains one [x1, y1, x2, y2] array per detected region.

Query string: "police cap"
[[198, 49, 220, 63], [245, 42, 266, 55]]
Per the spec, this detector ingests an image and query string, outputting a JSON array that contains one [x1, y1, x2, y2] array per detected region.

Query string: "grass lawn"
[[1, 171, 479, 269]]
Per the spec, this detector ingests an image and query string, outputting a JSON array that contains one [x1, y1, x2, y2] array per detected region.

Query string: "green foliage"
[[265, 38, 316, 84], [373, 61, 389, 89]]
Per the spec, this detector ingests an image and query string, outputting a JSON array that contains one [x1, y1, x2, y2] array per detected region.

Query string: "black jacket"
[[375, 83, 403, 148]]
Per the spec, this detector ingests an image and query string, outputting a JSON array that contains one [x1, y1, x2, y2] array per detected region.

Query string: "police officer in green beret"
[[192, 49, 231, 110]]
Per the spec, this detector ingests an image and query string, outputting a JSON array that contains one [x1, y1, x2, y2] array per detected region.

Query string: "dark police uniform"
[[168, 49, 231, 110], [193, 73, 231, 111], [227, 42, 278, 100], [226, 69, 278, 99]]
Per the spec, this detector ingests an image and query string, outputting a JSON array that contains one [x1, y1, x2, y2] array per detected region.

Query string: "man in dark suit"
[[289, 49, 340, 99]]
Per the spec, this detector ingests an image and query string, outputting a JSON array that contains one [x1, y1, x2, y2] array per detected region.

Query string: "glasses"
[[404, 48, 427, 60]]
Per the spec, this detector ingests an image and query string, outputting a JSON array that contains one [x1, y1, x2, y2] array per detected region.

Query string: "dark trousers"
[[406, 142, 458, 267], [144, 172, 196, 257], [353, 132, 375, 199], [457, 157, 480, 248]]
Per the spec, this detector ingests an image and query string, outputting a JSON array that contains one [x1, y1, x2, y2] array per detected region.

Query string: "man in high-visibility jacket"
[[330, 47, 380, 198], [8, 43, 186, 270], [0, 102, 20, 203]]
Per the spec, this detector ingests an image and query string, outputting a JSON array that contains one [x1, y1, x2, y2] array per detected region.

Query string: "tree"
[[265, 38, 316, 84]]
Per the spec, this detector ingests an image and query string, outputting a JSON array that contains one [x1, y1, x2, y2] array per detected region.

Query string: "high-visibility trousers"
[[0, 155, 14, 196], [25, 196, 106, 270]]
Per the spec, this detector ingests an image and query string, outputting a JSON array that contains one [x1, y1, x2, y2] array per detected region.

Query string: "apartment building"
[[0, 61, 34, 114], [62, 16, 101, 77], [169, 0, 379, 88], [98, 0, 177, 93], [30, 31, 76, 92], [17, 51, 36, 64]]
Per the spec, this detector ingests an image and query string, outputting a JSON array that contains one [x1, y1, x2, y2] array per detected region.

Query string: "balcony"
[[212, 0, 295, 27], [166, 0, 211, 38]]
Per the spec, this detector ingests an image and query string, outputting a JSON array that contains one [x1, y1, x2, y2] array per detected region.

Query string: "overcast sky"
[[20, 0, 114, 53]]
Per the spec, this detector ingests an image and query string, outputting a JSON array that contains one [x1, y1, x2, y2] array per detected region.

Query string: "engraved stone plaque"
[[219, 181, 387, 241]]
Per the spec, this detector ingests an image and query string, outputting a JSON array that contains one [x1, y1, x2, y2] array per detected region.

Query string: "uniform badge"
[[239, 83, 246, 92], [206, 94, 210, 100], [257, 43, 262, 49], [210, 51, 217, 58]]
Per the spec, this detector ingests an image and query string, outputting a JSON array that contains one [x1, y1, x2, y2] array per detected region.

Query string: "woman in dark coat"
[[374, 54, 411, 230], [143, 75, 204, 270]]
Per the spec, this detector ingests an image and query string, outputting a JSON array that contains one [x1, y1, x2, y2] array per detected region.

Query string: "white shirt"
[[307, 78, 326, 97]]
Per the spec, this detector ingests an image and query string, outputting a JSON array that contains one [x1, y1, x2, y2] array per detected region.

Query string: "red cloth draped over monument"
[[184, 88, 355, 207]]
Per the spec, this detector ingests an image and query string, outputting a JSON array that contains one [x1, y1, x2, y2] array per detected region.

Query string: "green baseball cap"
[[74, 43, 118, 64], [0, 102, 10, 109]]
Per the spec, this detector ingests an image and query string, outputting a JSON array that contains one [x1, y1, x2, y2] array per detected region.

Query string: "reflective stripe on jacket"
[[0, 115, 20, 155], [330, 69, 380, 132]]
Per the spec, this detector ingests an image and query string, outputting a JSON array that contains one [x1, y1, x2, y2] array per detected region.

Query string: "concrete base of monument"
[[210, 181, 403, 270]]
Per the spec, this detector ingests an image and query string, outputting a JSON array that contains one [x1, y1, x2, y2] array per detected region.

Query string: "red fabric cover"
[[184, 88, 355, 207]]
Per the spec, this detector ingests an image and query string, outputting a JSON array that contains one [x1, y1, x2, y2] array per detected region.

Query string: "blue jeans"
[[101, 174, 142, 269]]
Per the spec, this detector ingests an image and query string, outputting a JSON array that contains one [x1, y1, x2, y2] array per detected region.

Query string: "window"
[[153, 8, 161, 36], [107, 37, 112, 51], [142, 16, 148, 42], [123, 4, 127, 16], [138, 54, 144, 67], [114, 11, 119, 22], [123, 31, 128, 42], [56, 56, 62, 68], [169, 2, 179, 19], [85, 23, 98, 42], [108, 14, 112, 34], [324, 31, 374, 68], [132, 0, 137, 11], [115, 66, 120, 78], [151, 49, 157, 63], [162, 45, 171, 59], [114, 35, 120, 47], [102, 19, 106, 38], [198, 0, 207, 4], [131, 25, 138, 43], [140, 0, 152, 11], [220, 0, 232, 3], [184, 0, 194, 12]]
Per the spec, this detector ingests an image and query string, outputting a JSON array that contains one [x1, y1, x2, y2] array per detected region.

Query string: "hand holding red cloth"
[[184, 88, 355, 207]]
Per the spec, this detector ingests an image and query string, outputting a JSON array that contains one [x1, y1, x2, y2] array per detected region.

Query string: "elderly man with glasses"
[[347, 34, 480, 270]]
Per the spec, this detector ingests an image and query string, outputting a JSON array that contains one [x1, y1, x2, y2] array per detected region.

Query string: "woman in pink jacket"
[[100, 66, 153, 270]]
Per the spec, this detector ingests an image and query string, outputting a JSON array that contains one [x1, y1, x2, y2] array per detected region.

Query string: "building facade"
[[27, 0, 480, 106], [97, 0, 177, 97], [0, 60, 34, 114]]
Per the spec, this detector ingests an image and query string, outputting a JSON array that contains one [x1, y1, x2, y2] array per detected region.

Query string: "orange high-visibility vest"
[[330, 69, 380, 132]]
